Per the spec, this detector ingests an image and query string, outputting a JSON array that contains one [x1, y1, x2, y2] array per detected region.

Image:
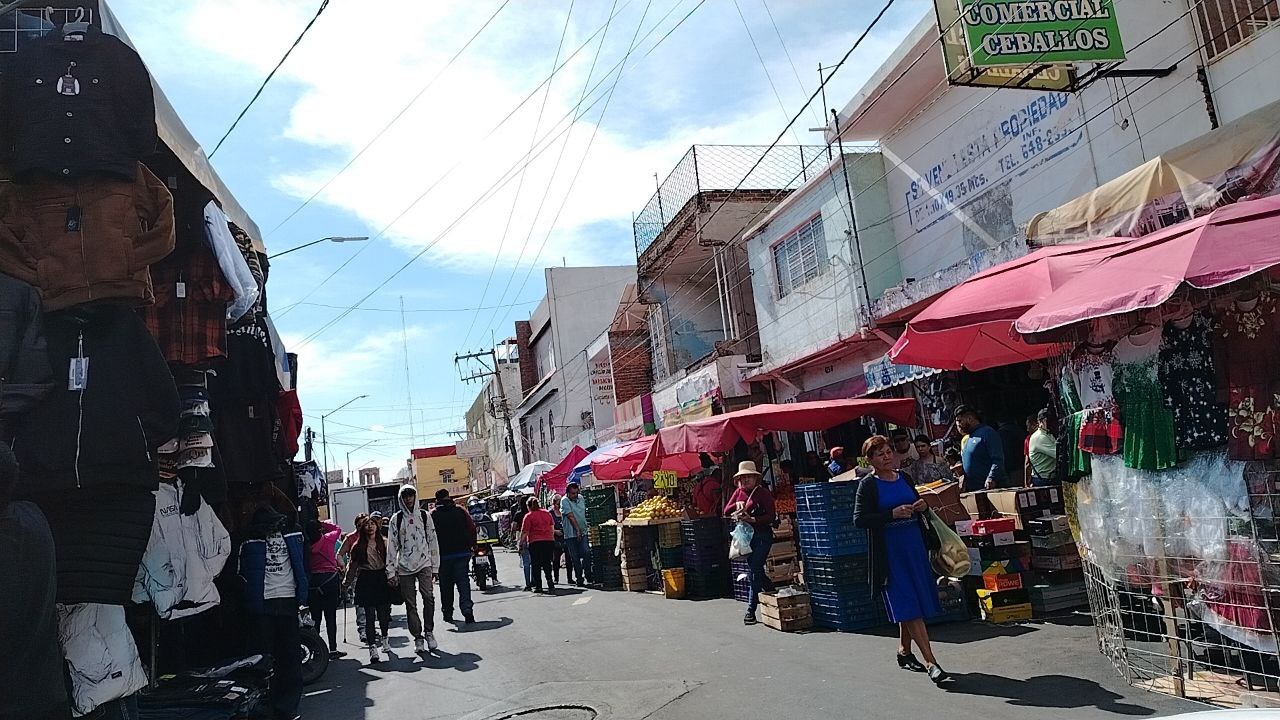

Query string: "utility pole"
[[303, 427, 315, 462], [455, 347, 521, 479]]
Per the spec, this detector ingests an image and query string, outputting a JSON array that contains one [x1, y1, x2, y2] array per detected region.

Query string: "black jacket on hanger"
[[0, 23, 157, 181], [0, 272, 53, 442]]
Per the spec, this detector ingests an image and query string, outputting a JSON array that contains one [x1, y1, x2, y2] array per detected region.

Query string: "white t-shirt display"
[[262, 533, 296, 600]]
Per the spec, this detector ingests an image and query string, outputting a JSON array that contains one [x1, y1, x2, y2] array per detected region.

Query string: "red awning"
[[589, 436, 704, 483], [888, 237, 1131, 370], [1016, 194, 1280, 334], [638, 398, 917, 472], [538, 446, 590, 495]]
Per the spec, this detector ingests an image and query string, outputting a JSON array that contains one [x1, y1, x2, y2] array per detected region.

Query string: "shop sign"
[[936, 0, 1075, 91], [863, 354, 940, 394], [653, 470, 678, 489], [455, 438, 487, 460], [590, 356, 615, 406], [959, 0, 1125, 68]]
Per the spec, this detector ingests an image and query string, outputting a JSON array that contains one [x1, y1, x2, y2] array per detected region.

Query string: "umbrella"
[[539, 446, 591, 495], [1016, 194, 1280, 334], [590, 436, 704, 482], [508, 461, 553, 492], [565, 442, 621, 487], [638, 398, 917, 473], [889, 236, 1131, 370]]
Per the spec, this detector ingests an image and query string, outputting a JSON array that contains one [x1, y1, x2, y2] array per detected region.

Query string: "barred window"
[[773, 215, 829, 298], [1195, 0, 1280, 60]]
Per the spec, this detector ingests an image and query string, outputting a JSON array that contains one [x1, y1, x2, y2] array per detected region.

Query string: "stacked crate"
[[620, 526, 653, 592], [960, 516, 1033, 622], [795, 483, 884, 631], [1027, 514, 1087, 614], [682, 518, 730, 599], [656, 522, 684, 572], [584, 487, 622, 590]]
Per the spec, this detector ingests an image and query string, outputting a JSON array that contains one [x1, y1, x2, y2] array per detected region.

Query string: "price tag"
[[176, 282, 187, 298], [68, 357, 88, 391], [653, 470, 678, 489]]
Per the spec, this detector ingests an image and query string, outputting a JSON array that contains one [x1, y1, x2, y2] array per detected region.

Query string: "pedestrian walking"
[[511, 498, 534, 591], [430, 488, 477, 624], [724, 461, 776, 625], [307, 517, 345, 658], [344, 515, 395, 664], [387, 484, 441, 654], [337, 514, 370, 645], [520, 497, 556, 594], [559, 482, 593, 586], [854, 435, 950, 685]]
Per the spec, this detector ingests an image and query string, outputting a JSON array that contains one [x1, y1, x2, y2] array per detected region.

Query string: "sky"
[[109, 0, 930, 483]]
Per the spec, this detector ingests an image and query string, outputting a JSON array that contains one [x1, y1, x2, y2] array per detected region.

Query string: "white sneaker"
[[368, 646, 381, 664], [380, 636, 391, 653], [414, 637, 426, 653], [426, 632, 439, 652]]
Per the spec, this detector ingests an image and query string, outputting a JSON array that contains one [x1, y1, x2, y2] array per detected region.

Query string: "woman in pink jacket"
[[308, 519, 345, 657]]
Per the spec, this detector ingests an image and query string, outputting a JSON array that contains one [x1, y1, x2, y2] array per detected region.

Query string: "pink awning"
[[589, 436, 704, 483], [888, 237, 1132, 370], [638, 398, 917, 473], [1016, 194, 1280, 334], [538, 446, 590, 495]]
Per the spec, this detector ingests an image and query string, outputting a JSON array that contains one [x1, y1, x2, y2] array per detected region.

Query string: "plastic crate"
[[796, 523, 868, 556], [682, 541, 728, 566], [681, 518, 727, 542], [808, 588, 886, 631], [657, 546, 684, 570], [795, 484, 857, 511], [802, 556, 871, 593], [685, 569, 731, 599]]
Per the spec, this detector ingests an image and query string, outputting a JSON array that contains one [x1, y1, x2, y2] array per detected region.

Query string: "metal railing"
[[633, 145, 828, 257], [1195, 0, 1280, 60]]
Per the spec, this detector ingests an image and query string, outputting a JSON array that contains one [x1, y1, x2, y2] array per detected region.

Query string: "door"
[[330, 487, 368, 535]]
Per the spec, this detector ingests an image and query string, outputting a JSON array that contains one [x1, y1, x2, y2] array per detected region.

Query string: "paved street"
[[301, 551, 1197, 720]]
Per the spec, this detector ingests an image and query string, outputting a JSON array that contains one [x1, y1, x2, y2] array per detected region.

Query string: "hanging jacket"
[[57, 603, 149, 717], [132, 481, 230, 620], [387, 484, 440, 578], [0, 272, 53, 442], [236, 507, 308, 614], [0, 23, 157, 181], [203, 202, 258, 323], [0, 162, 176, 311], [14, 305, 180, 494]]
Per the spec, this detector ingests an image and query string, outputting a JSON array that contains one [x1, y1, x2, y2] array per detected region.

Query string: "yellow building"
[[411, 445, 471, 500]]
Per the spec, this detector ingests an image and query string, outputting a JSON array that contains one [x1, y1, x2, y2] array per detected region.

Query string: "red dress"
[[1218, 294, 1280, 460]]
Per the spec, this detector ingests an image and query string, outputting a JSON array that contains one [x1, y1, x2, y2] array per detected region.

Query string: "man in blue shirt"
[[559, 482, 593, 587], [955, 406, 1006, 492]]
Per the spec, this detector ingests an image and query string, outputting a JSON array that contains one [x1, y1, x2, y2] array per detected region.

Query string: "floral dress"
[[1218, 294, 1280, 460], [1113, 327, 1177, 471], [1158, 313, 1227, 452]]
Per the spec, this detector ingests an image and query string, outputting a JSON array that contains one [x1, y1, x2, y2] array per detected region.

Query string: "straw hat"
[[734, 460, 762, 479]]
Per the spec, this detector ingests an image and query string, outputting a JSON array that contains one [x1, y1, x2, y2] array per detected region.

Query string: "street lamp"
[[268, 235, 369, 259], [321, 394, 368, 484], [347, 439, 379, 485]]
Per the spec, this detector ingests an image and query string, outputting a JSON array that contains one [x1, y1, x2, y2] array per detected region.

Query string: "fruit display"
[[627, 496, 684, 521]]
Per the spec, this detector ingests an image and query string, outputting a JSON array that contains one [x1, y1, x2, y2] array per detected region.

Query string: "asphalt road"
[[300, 551, 1198, 720]]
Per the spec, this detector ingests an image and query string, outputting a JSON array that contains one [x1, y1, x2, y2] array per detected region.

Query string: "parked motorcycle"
[[298, 607, 329, 685]]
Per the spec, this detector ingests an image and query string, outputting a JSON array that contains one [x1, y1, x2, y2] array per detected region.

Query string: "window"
[[1195, 0, 1280, 60], [773, 215, 829, 298], [549, 410, 555, 442]]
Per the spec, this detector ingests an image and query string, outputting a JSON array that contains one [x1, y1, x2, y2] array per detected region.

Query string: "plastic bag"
[[927, 509, 971, 578], [729, 521, 754, 560]]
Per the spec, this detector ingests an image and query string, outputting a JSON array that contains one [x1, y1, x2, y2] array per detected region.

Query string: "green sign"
[[960, 0, 1125, 68]]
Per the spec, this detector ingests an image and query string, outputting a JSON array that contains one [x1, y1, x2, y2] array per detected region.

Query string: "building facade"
[[461, 338, 523, 490], [411, 445, 471, 499]]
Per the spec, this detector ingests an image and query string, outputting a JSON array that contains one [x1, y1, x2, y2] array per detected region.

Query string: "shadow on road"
[[928, 621, 1038, 644], [421, 649, 483, 672], [447, 616, 514, 633], [942, 672, 1158, 715], [479, 585, 523, 596]]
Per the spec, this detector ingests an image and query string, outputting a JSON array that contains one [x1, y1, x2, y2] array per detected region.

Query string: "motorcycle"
[[298, 607, 330, 685], [472, 542, 499, 590]]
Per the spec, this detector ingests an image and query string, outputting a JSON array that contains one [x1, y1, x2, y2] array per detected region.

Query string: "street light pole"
[[347, 439, 379, 485], [321, 394, 369, 485], [269, 235, 369, 259]]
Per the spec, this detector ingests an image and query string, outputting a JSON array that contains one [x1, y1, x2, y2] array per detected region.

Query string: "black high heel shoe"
[[897, 652, 927, 672]]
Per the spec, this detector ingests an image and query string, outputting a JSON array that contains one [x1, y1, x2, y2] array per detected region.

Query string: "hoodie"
[[387, 484, 440, 579]]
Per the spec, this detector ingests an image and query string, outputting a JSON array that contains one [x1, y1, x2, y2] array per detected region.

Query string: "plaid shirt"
[[141, 236, 234, 366]]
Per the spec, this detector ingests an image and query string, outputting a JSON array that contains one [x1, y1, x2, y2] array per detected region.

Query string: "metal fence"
[[633, 145, 829, 257], [1195, 0, 1280, 60]]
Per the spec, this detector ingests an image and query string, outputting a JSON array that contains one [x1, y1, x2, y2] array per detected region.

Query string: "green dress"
[[1113, 330, 1177, 471], [1059, 368, 1091, 476]]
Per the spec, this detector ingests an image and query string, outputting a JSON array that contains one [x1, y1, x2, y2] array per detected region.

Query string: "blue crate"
[[795, 482, 858, 500], [796, 516, 857, 534], [797, 524, 868, 556]]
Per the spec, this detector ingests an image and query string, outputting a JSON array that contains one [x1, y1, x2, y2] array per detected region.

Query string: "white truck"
[[328, 481, 406, 535]]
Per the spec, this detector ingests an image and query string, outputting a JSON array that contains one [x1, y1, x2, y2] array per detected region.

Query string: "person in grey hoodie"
[[387, 484, 441, 653]]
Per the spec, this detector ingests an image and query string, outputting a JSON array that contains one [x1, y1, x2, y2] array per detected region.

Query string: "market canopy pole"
[[636, 397, 918, 474]]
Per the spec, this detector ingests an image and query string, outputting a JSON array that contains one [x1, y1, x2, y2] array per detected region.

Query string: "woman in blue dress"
[[854, 435, 950, 684]]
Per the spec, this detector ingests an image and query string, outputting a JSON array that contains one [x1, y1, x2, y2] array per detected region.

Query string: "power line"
[[209, 0, 331, 159]]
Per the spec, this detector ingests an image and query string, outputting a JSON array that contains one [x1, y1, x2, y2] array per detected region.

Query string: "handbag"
[[925, 509, 971, 579], [388, 581, 406, 606]]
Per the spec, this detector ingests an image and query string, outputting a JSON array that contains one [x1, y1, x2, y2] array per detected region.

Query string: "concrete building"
[[411, 445, 471, 498], [634, 145, 824, 425], [582, 284, 655, 445], [738, 4, 1280, 406], [358, 467, 381, 486], [513, 265, 637, 464], [461, 338, 523, 490]]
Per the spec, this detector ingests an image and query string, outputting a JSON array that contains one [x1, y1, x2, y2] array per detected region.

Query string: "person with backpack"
[[387, 484, 440, 654]]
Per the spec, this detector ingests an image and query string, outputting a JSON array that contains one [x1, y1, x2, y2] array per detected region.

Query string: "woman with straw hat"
[[724, 460, 776, 625]]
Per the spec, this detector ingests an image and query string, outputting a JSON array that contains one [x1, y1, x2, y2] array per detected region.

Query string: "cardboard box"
[[982, 572, 1026, 592], [1032, 541, 1078, 557], [1035, 568, 1085, 585], [1030, 529, 1075, 549], [990, 530, 1016, 547], [1031, 554, 1083, 571], [973, 517, 1016, 536], [969, 556, 1032, 578], [977, 587, 1031, 610], [1027, 515, 1070, 536], [982, 602, 1034, 623], [955, 518, 977, 537]]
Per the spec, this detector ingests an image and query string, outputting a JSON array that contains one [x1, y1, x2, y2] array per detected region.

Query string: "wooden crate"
[[765, 555, 798, 584], [769, 540, 797, 559], [759, 589, 810, 610], [759, 592, 813, 632]]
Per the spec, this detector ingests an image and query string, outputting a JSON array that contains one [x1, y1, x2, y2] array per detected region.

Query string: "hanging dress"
[[1158, 313, 1228, 453], [1114, 327, 1178, 471], [1058, 367, 1092, 477], [1070, 344, 1123, 455], [1218, 293, 1280, 460]]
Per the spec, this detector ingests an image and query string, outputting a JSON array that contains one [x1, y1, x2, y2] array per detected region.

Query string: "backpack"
[[394, 508, 430, 539]]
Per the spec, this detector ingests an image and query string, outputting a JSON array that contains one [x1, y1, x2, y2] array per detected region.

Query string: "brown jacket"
[[0, 163, 175, 311]]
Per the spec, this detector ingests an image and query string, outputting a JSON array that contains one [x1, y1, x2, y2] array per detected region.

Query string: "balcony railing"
[[633, 145, 828, 257]]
